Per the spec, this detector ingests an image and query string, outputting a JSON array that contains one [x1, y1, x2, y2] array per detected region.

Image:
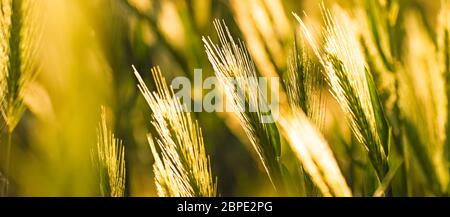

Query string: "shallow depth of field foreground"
[[0, 0, 449, 197]]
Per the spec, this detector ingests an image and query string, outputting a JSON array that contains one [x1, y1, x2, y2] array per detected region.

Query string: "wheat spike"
[[202, 20, 282, 190], [294, 7, 390, 180], [285, 40, 325, 129], [0, 0, 42, 132], [0, 2, 8, 108], [133, 66, 217, 197], [94, 106, 126, 197]]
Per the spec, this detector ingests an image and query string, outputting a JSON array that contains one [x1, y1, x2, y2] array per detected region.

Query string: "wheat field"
[[0, 0, 449, 197]]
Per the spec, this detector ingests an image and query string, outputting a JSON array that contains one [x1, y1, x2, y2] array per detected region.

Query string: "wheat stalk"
[[203, 20, 283, 191], [133, 66, 217, 197], [93, 106, 126, 197]]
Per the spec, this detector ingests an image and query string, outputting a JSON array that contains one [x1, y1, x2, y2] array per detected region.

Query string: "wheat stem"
[[3, 132, 12, 196]]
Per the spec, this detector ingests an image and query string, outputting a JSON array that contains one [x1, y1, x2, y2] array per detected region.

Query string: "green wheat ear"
[[93, 106, 126, 197], [294, 7, 390, 182], [203, 20, 283, 191], [0, 0, 41, 132], [133, 66, 217, 197], [285, 38, 325, 130]]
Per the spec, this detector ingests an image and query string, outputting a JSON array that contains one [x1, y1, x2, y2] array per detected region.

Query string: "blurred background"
[[0, 0, 443, 196]]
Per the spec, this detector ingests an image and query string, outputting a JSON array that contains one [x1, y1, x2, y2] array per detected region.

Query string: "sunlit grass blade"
[[133, 66, 217, 197]]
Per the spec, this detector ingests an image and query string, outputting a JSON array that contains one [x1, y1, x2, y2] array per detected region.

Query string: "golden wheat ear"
[[133, 65, 217, 197], [93, 106, 126, 197]]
